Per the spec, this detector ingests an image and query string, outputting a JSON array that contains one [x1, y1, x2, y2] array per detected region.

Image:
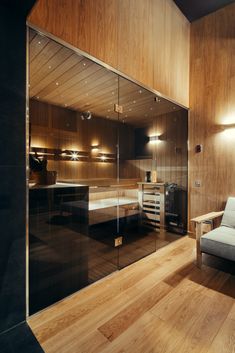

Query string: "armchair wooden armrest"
[[191, 211, 224, 268], [191, 211, 224, 225]]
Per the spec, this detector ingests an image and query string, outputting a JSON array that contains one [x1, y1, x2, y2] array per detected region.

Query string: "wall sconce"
[[221, 123, 235, 130], [70, 151, 79, 160], [100, 155, 106, 161], [149, 135, 160, 144], [61, 150, 68, 157], [91, 145, 100, 153]]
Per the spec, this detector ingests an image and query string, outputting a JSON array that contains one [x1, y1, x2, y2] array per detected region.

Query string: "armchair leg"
[[195, 223, 202, 268], [196, 250, 202, 268]]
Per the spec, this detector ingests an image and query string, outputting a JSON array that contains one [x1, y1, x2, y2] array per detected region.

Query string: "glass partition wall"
[[28, 28, 188, 315]]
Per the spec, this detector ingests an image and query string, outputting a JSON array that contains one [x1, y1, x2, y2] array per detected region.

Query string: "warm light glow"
[[149, 135, 161, 144], [221, 114, 235, 125], [91, 145, 100, 153], [221, 128, 235, 140], [71, 152, 79, 160], [31, 139, 47, 148], [100, 155, 106, 161]]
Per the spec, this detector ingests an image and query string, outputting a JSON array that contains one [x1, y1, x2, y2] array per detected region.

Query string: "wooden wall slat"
[[28, 0, 190, 107], [189, 3, 235, 222]]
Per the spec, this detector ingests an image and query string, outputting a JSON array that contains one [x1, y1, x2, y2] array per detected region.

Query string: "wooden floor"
[[28, 237, 235, 353]]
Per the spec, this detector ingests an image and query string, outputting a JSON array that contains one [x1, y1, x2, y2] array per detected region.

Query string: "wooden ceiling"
[[29, 29, 183, 126]]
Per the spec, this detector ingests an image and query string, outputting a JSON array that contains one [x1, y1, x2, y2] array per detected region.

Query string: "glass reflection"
[[28, 28, 188, 315]]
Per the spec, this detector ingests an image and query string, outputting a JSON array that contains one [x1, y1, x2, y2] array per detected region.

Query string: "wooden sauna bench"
[[59, 179, 140, 225]]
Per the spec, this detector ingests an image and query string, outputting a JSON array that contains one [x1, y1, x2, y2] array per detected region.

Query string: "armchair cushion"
[[221, 197, 235, 228], [201, 226, 235, 261]]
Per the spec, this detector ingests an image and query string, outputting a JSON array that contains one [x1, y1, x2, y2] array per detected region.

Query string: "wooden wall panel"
[[120, 110, 188, 188], [30, 100, 187, 185], [117, 0, 154, 89], [189, 3, 235, 222], [29, 99, 133, 180], [28, 0, 118, 68], [28, 0, 190, 107]]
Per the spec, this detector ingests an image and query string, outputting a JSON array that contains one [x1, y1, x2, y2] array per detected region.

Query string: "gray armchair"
[[191, 197, 235, 267]]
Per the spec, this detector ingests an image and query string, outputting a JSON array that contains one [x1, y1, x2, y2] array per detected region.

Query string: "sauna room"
[[2, 1, 235, 352], [28, 28, 188, 314]]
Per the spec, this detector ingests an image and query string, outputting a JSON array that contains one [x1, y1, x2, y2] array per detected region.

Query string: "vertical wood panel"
[[28, 0, 118, 68], [30, 99, 122, 180], [118, 0, 154, 89], [189, 3, 235, 223], [28, 0, 190, 106], [119, 110, 188, 187]]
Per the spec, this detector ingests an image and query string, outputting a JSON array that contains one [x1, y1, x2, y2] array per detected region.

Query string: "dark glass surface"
[[0, 1, 35, 334], [29, 184, 89, 314], [28, 44, 120, 313], [118, 77, 188, 268], [0, 323, 44, 353], [118, 78, 157, 268], [28, 29, 188, 315]]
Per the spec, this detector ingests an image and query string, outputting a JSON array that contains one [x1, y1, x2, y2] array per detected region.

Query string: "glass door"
[[117, 77, 157, 268], [117, 77, 188, 268], [28, 27, 188, 315], [28, 28, 119, 314]]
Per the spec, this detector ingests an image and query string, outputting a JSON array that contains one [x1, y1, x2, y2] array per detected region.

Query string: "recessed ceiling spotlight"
[[64, 104, 68, 107], [150, 107, 153, 110], [48, 65, 52, 69], [84, 80, 87, 84], [81, 111, 92, 120], [133, 100, 136, 104], [36, 96, 40, 99], [125, 115, 128, 118], [86, 93, 89, 96], [139, 90, 142, 94], [107, 109, 111, 112], [173, 106, 176, 110], [112, 91, 115, 95], [38, 41, 41, 45], [56, 82, 59, 86], [129, 108, 132, 111], [83, 62, 86, 66]]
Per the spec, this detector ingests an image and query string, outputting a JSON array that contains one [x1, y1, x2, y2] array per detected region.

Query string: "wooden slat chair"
[[191, 197, 235, 267]]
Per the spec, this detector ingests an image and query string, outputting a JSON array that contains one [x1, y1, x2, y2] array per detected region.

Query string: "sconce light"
[[71, 151, 79, 160], [100, 155, 106, 161], [213, 122, 235, 136], [149, 135, 160, 144], [91, 145, 100, 153], [61, 150, 68, 157], [221, 123, 235, 130]]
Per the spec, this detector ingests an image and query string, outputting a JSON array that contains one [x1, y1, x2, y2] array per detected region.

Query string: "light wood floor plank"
[[98, 281, 172, 341], [206, 317, 235, 353], [28, 237, 235, 353], [228, 303, 235, 320]]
